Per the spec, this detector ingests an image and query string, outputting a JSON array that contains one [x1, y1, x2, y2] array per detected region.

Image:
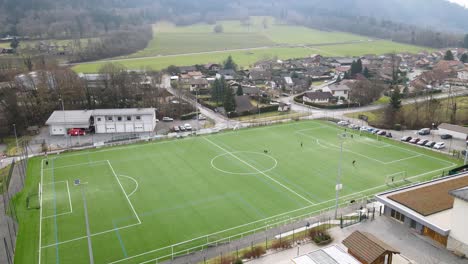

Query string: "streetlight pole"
[[334, 133, 346, 219], [13, 124, 19, 155]]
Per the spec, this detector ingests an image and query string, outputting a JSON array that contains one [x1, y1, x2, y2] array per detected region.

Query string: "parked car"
[[179, 125, 186, 131], [377, 130, 386, 136], [433, 142, 446, 149], [425, 141, 436, 148], [173, 126, 180, 132], [337, 120, 349, 126], [68, 128, 86, 136], [372, 129, 380, 134], [417, 139, 429, 146], [349, 124, 359, 129], [360, 126, 369, 132], [462, 150, 467, 156], [409, 138, 420, 144], [368, 128, 377, 133], [385, 133, 393, 138], [162, 117, 174, 122], [418, 128, 431, 135], [401, 136, 412, 142], [198, 114, 206, 120], [184, 123, 192, 130], [440, 134, 452, 139]]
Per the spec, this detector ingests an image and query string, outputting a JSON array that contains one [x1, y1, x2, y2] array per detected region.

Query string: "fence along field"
[[13, 120, 459, 264]]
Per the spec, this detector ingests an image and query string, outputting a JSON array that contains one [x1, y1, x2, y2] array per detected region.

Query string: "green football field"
[[15, 120, 460, 264]]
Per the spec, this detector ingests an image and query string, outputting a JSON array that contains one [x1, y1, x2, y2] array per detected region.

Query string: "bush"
[[219, 255, 236, 264], [234, 259, 243, 264], [271, 239, 292, 250], [294, 95, 360, 109], [180, 112, 197, 120], [394, 124, 402, 131], [242, 246, 266, 259], [309, 229, 332, 244]]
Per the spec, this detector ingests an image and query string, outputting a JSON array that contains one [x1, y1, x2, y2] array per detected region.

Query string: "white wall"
[[49, 125, 66, 135], [448, 198, 468, 256], [94, 113, 156, 134]]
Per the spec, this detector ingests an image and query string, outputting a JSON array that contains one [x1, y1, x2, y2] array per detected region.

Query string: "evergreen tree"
[[461, 53, 468, 63], [389, 87, 402, 110], [444, 50, 454, 61], [344, 71, 350, 79], [356, 59, 363, 74], [363, 67, 370, 78], [223, 55, 238, 70], [211, 79, 221, 105], [236, 85, 243, 96], [223, 84, 236, 113], [464, 34, 468, 49], [10, 37, 20, 51], [336, 75, 342, 83], [350, 60, 357, 75]]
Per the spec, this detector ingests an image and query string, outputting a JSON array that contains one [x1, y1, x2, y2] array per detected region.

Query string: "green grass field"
[[14, 120, 460, 264], [72, 16, 431, 73]]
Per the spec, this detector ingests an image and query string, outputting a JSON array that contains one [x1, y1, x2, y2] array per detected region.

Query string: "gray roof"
[[46, 110, 93, 125], [46, 108, 155, 125], [450, 186, 468, 202], [304, 91, 334, 100], [93, 108, 155, 116], [328, 83, 351, 91]]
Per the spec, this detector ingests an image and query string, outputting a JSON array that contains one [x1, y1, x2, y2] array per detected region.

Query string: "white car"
[[184, 124, 192, 130], [360, 126, 369, 132], [198, 114, 206, 120], [433, 142, 446, 150], [337, 121, 349, 126], [162, 117, 174, 122]]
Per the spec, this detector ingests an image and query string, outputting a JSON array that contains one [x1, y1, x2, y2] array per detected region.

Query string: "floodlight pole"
[[334, 133, 345, 219]]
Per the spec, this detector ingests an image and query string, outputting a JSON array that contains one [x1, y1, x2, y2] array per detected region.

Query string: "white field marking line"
[[203, 137, 316, 205], [42, 181, 67, 185], [296, 130, 421, 165], [42, 161, 143, 249], [210, 151, 278, 175], [38, 159, 44, 264], [45, 121, 320, 161], [42, 180, 73, 219], [42, 160, 107, 170], [41, 223, 141, 249], [109, 163, 456, 264], [107, 161, 141, 224], [118, 175, 139, 197]]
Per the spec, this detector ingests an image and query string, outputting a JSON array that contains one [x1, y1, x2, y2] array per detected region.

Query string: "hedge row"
[[180, 112, 198, 120]]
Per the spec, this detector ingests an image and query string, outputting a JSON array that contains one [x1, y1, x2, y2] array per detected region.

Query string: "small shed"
[[342, 231, 400, 264]]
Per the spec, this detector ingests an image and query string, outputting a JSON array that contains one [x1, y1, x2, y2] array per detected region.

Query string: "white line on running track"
[[203, 137, 316, 205], [118, 175, 139, 197], [66, 180, 73, 214]]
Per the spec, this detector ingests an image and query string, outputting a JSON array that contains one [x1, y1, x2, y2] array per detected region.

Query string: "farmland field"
[[14, 120, 459, 264], [72, 16, 431, 73]]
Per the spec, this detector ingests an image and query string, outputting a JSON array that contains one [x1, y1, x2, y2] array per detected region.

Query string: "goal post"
[[385, 171, 408, 186]]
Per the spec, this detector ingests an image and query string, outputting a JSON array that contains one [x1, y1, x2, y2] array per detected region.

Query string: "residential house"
[[204, 63, 221, 72], [183, 78, 209, 92], [293, 245, 361, 264], [320, 82, 352, 100], [235, 95, 256, 113], [303, 91, 334, 104], [216, 69, 238, 80], [249, 69, 272, 84], [178, 66, 197, 74]]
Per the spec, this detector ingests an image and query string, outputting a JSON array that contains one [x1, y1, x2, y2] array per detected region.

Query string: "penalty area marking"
[[118, 175, 139, 197], [211, 151, 278, 175]]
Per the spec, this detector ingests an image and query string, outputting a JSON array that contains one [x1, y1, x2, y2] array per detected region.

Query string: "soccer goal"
[[385, 171, 409, 186]]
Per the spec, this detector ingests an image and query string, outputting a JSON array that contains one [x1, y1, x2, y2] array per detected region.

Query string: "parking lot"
[[337, 121, 467, 156]]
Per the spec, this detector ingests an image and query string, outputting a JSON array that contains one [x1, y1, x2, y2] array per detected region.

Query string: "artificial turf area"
[[14, 120, 460, 264]]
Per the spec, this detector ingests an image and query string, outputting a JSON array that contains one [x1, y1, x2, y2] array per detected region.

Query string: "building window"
[[97, 117, 101, 122], [117, 116, 122, 121], [391, 209, 405, 222], [136, 116, 141, 120], [107, 116, 113, 121], [410, 219, 417, 229], [127, 116, 132, 121], [344, 90, 348, 94]]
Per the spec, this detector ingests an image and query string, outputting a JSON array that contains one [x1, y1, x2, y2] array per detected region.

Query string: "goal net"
[[385, 171, 409, 186]]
